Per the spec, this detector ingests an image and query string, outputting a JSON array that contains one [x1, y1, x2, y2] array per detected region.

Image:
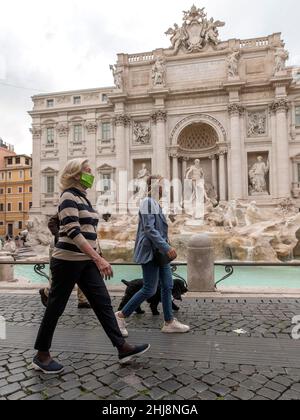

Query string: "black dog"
[[118, 278, 188, 316]]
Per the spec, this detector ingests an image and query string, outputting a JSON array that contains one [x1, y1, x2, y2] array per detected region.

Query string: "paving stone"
[[202, 374, 220, 386], [231, 387, 255, 401], [240, 379, 262, 392], [7, 373, 26, 383], [210, 384, 231, 396], [94, 387, 114, 399], [0, 383, 21, 397], [265, 381, 286, 393], [257, 388, 281, 400], [159, 380, 182, 393], [81, 380, 101, 392], [60, 380, 81, 391], [191, 382, 209, 394], [7, 391, 27, 401], [148, 387, 168, 400], [279, 390, 300, 400], [176, 386, 197, 399], [61, 388, 82, 400], [118, 387, 139, 400], [273, 376, 293, 387], [21, 393, 44, 401], [198, 391, 218, 400]]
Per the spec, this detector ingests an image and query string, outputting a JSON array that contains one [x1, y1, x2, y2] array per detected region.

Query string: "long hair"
[[59, 158, 89, 191], [146, 175, 163, 199]]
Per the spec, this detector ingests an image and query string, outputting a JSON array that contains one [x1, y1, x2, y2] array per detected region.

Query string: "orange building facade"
[[0, 154, 32, 238]]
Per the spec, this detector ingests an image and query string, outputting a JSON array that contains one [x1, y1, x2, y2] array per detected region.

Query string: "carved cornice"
[[151, 110, 167, 124], [228, 103, 245, 116], [114, 114, 131, 127], [269, 98, 289, 114]]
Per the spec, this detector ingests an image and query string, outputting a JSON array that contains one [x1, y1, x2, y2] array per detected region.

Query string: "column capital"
[[151, 110, 167, 124], [218, 149, 228, 156], [269, 98, 289, 114], [209, 154, 217, 161], [114, 114, 131, 127], [56, 123, 70, 137], [85, 120, 98, 134], [30, 126, 42, 139], [228, 103, 245, 116]]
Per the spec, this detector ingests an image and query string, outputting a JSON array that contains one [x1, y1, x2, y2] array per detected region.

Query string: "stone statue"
[[243, 201, 263, 226], [165, 23, 188, 55], [185, 159, 209, 203], [133, 122, 150, 144], [227, 50, 240, 79], [109, 64, 123, 90], [248, 112, 267, 137], [274, 47, 289, 75], [224, 200, 239, 229], [135, 163, 150, 198], [249, 156, 270, 195], [205, 17, 225, 46], [152, 57, 166, 87]]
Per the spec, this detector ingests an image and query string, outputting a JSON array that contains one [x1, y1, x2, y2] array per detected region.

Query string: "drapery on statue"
[[274, 47, 289, 74], [135, 163, 150, 198], [151, 56, 166, 86], [185, 159, 209, 202], [165, 23, 188, 55], [249, 156, 270, 195], [109, 64, 123, 90], [227, 50, 240, 78]]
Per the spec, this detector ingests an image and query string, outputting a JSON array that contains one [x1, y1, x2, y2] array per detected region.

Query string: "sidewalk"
[[0, 292, 300, 400]]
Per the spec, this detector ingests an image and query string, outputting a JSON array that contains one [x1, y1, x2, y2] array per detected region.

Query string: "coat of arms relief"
[[165, 5, 225, 55]]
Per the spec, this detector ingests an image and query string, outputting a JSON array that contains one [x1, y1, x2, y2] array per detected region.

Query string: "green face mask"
[[80, 173, 95, 189]]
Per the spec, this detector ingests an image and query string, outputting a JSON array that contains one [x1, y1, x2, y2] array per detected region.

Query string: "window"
[[102, 122, 111, 142], [19, 187, 23, 193], [73, 125, 83, 144], [0, 204, 4, 212], [19, 202, 23, 211], [102, 94, 108, 102], [7, 188, 12, 194], [7, 157, 13, 165], [25, 158, 30, 165], [47, 99, 54, 108], [16, 157, 20, 164], [0, 188, 3, 195], [73, 96, 81, 105], [103, 174, 112, 192], [46, 176, 55, 194], [19, 171, 23, 179], [30, 170, 32, 178], [8, 172, 12, 180], [29, 186, 33, 193], [29, 202, 32, 209], [7, 203, 12, 212], [298, 163, 300, 183], [18, 222, 23, 230], [47, 127, 55, 145], [1, 172, 4, 180], [0, 221, 3, 226]]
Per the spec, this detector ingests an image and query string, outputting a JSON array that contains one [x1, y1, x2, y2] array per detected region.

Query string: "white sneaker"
[[115, 312, 129, 338], [162, 319, 190, 334]]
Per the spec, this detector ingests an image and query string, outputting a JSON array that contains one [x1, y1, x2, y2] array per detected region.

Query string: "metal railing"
[[1, 260, 300, 288]]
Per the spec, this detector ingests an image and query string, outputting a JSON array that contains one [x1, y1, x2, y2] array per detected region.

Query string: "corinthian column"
[[228, 103, 244, 200], [218, 150, 227, 201], [171, 153, 180, 209], [270, 99, 290, 198], [209, 154, 218, 194], [152, 110, 167, 178], [115, 114, 130, 213], [30, 126, 42, 215]]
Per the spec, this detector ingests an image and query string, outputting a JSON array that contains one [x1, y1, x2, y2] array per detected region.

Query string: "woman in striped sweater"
[[32, 159, 150, 373]]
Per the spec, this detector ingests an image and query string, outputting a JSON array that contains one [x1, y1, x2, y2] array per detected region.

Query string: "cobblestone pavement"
[[0, 293, 300, 400]]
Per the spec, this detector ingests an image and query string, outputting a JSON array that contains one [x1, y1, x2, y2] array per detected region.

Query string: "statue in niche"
[[249, 156, 270, 195], [274, 47, 289, 75], [152, 56, 166, 87], [185, 159, 209, 219], [135, 163, 150, 198], [227, 50, 240, 79]]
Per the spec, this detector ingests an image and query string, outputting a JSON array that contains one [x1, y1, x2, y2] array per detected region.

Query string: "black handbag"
[[153, 249, 174, 267]]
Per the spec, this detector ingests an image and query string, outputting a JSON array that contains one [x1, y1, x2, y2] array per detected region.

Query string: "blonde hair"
[[59, 159, 89, 191]]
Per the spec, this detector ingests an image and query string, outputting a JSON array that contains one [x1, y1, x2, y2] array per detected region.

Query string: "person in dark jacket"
[[39, 213, 91, 309]]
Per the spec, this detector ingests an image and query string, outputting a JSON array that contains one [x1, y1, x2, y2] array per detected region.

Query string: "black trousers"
[[34, 258, 125, 352]]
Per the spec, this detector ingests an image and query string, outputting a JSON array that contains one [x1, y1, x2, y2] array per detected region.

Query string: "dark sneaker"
[[32, 357, 64, 375], [39, 289, 48, 308], [119, 344, 150, 364], [78, 302, 91, 309]]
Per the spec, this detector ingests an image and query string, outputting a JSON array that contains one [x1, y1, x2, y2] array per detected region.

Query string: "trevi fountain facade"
[[26, 5, 300, 263]]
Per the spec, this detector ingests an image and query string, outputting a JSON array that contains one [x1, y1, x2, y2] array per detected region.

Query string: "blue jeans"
[[122, 261, 174, 322]]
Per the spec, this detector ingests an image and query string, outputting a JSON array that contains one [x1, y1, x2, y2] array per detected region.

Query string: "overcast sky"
[[0, 0, 299, 155]]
